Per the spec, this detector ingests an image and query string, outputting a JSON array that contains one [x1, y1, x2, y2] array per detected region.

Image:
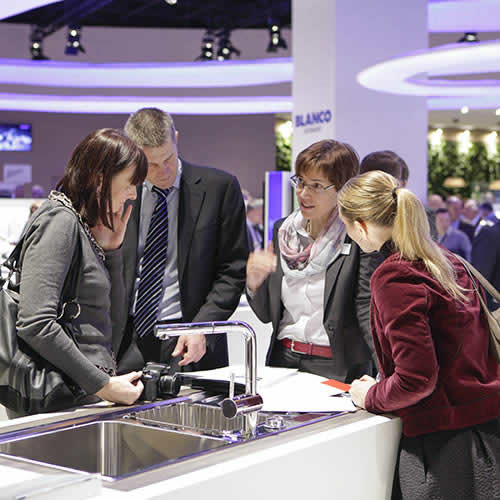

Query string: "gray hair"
[[124, 108, 176, 148]]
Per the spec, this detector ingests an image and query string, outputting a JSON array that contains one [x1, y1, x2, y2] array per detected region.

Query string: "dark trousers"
[[268, 341, 373, 384], [392, 417, 500, 500]]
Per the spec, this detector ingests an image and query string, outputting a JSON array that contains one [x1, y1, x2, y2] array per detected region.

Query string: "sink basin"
[[128, 401, 250, 437], [0, 420, 228, 480]]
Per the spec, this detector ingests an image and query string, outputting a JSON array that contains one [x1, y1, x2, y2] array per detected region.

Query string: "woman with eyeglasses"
[[246, 140, 382, 382]]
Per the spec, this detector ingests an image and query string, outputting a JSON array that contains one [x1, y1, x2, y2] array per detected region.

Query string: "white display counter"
[[0, 406, 401, 500]]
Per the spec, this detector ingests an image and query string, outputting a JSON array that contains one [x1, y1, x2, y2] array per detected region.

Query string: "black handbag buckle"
[[57, 300, 81, 321]]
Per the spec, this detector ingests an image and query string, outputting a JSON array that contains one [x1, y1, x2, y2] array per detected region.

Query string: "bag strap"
[[1, 205, 84, 322], [454, 254, 500, 304], [58, 232, 83, 322]]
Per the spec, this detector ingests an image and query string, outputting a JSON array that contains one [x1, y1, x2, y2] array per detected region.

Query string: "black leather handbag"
[[0, 218, 88, 416]]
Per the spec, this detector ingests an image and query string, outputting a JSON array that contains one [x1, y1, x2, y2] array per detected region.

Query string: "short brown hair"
[[124, 107, 176, 148], [56, 128, 147, 229], [295, 140, 359, 190], [359, 150, 408, 182]]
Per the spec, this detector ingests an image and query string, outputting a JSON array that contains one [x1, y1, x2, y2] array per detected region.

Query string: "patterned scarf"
[[278, 207, 346, 277]]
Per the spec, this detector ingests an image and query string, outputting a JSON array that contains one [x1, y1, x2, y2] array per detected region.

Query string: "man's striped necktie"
[[134, 186, 170, 338]]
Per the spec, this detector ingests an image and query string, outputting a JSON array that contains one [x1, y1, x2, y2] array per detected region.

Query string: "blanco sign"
[[3, 164, 32, 185]]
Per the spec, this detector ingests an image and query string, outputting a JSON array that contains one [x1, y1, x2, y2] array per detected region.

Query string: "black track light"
[[30, 26, 49, 60], [216, 30, 240, 61], [458, 32, 479, 43], [266, 25, 287, 53], [196, 29, 215, 61], [65, 25, 85, 56]]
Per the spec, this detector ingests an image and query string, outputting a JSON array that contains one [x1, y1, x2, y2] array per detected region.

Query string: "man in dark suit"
[[360, 150, 438, 241], [472, 220, 500, 311], [116, 108, 248, 373]]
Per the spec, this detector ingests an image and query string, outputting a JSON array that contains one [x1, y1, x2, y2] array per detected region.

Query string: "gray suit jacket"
[[116, 160, 249, 370], [248, 219, 382, 382]]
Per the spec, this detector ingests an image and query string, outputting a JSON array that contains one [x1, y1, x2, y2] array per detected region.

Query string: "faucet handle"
[[221, 393, 263, 419]]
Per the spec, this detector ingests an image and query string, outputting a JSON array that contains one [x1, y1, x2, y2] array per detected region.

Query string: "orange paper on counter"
[[322, 379, 351, 391]]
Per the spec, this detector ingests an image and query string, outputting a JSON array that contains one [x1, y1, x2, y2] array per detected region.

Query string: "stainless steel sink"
[[0, 419, 229, 480]]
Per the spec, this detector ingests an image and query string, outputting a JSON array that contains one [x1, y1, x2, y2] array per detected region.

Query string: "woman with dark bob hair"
[[14, 128, 147, 415], [338, 170, 500, 499], [246, 139, 382, 382]]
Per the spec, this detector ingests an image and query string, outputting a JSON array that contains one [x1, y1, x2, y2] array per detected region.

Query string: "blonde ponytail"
[[338, 171, 468, 302]]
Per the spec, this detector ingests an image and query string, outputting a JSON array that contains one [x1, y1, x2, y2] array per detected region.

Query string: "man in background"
[[446, 196, 464, 230], [117, 107, 248, 374], [246, 198, 264, 252], [472, 220, 500, 311], [435, 208, 471, 261], [360, 150, 438, 240]]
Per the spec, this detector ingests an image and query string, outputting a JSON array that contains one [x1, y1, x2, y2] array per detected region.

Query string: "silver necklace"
[[48, 190, 105, 261]]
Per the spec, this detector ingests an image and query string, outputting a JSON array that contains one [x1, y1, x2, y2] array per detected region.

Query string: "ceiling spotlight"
[[216, 30, 240, 61], [165, 0, 178, 4], [65, 25, 85, 56], [30, 26, 49, 60], [266, 25, 287, 53], [196, 30, 215, 61], [458, 32, 479, 43], [460, 106, 469, 114]]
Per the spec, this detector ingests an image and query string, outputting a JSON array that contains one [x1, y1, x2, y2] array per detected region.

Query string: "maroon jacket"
[[365, 248, 500, 437]]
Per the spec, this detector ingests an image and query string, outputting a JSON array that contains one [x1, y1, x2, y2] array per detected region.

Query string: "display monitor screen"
[[0, 124, 32, 151]]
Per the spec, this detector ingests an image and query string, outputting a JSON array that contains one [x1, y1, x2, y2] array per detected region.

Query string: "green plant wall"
[[428, 139, 500, 199]]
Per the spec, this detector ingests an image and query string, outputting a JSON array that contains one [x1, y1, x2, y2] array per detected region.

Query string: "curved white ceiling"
[[0, 93, 293, 114], [428, 0, 500, 32], [0, 58, 293, 88], [357, 40, 500, 97], [0, 1, 60, 21]]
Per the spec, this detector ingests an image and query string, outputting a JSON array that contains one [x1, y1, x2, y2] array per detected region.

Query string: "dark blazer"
[[247, 219, 382, 382], [472, 220, 500, 310], [366, 250, 500, 437], [117, 160, 249, 371]]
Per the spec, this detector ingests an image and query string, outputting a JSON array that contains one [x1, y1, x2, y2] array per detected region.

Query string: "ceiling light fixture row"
[[196, 24, 287, 62], [195, 29, 241, 62]]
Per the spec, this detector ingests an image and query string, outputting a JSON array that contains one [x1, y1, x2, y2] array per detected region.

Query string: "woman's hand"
[[90, 204, 133, 251], [349, 375, 377, 409], [96, 371, 143, 405], [246, 244, 278, 293]]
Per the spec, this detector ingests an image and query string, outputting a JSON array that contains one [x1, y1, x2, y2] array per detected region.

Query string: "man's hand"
[[90, 204, 133, 251], [172, 334, 207, 366], [349, 375, 377, 409]]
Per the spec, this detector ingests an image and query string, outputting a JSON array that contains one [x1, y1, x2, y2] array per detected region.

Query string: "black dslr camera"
[[139, 362, 182, 401]]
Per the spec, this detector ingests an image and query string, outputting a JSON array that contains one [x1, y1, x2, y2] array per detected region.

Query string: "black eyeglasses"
[[290, 175, 336, 194]]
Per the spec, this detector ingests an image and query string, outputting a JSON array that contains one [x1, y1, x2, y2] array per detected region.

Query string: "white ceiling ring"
[[428, 0, 500, 32], [0, 0, 60, 21], [0, 58, 293, 88], [0, 93, 293, 114], [2, 93, 499, 115], [357, 40, 500, 97]]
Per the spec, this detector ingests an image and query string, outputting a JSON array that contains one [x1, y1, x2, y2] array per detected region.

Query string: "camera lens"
[[158, 374, 181, 397]]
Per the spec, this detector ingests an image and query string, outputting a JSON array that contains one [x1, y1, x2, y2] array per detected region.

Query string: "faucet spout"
[[154, 320, 260, 398]]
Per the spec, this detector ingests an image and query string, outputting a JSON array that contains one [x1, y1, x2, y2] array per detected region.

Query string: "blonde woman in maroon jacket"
[[338, 171, 500, 500]]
